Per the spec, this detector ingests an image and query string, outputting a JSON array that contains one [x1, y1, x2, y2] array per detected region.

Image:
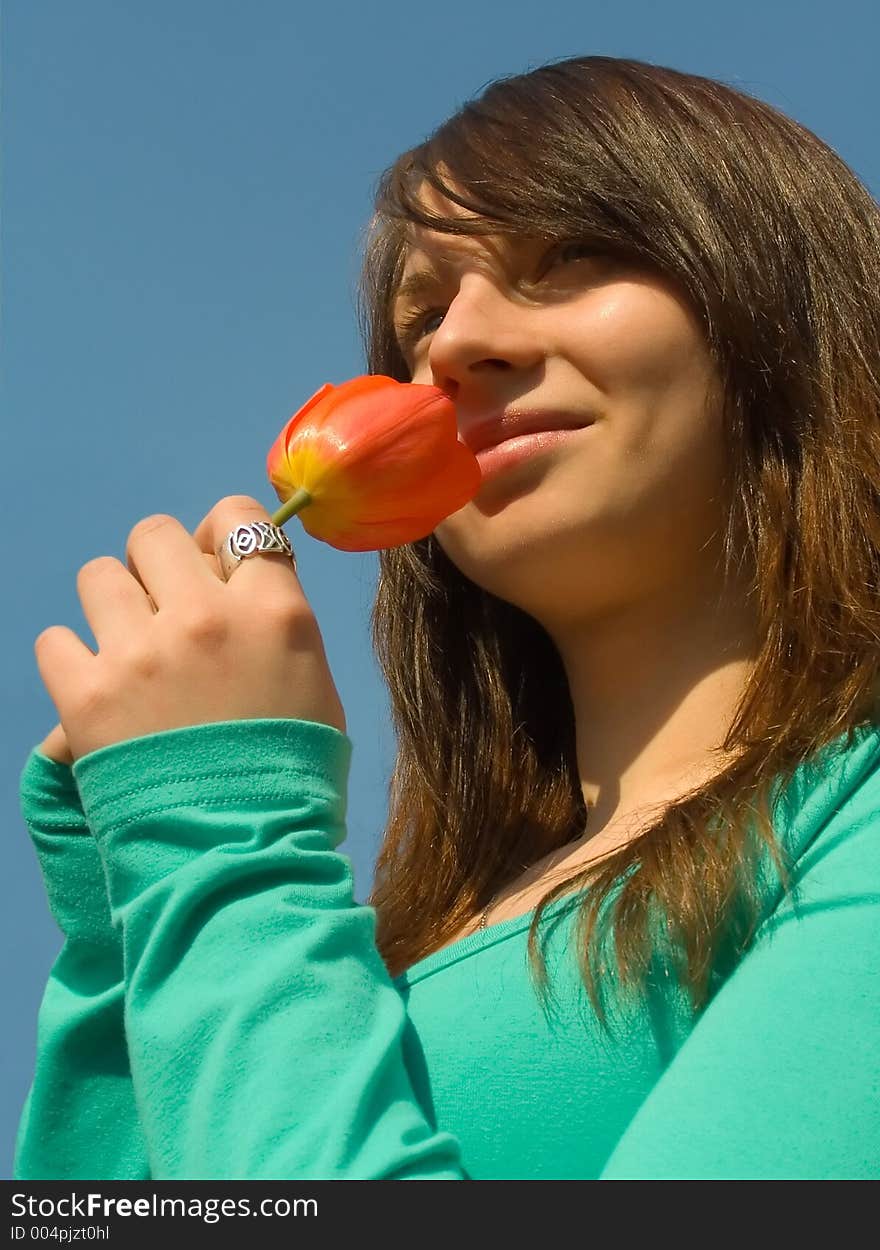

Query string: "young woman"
[[17, 55, 880, 1179]]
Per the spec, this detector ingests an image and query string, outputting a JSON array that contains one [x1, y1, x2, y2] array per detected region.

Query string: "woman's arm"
[[73, 717, 468, 1180], [15, 748, 151, 1180], [598, 782, 880, 1180]]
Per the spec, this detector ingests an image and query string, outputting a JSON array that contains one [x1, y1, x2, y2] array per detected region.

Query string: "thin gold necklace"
[[477, 826, 586, 931]]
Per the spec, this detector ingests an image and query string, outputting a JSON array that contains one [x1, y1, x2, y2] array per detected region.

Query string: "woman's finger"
[[33, 625, 95, 723], [76, 556, 155, 648], [193, 496, 302, 597], [125, 514, 219, 610], [37, 722, 74, 766]]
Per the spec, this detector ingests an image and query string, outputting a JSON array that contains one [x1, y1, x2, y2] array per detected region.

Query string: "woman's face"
[[393, 184, 734, 630]]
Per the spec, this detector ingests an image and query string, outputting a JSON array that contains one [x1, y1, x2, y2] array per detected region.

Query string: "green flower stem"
[[271, 487, 313, 527]]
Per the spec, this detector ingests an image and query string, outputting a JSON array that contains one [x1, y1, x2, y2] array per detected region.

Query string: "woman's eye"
[[417, 309, 445, 338], [395, 242, 602, 353], [396, 304, 445, 348], [546, 240, 599, 268]]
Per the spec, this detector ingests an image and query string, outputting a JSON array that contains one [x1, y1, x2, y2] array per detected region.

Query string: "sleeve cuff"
[[19, 749, 118, 946], [72, 717, 354, 846], [20, 749, 88, 833]]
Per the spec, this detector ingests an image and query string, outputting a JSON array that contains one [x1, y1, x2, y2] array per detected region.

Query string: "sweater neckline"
[[397, 890, 584, 987]]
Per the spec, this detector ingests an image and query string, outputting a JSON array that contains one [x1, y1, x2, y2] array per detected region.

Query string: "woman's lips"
[[474, 426, 589, 482], [462, 411, 590, 455]]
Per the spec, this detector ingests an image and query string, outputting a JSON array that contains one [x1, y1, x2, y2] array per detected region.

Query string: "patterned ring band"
[[215, 521, 297, 582]]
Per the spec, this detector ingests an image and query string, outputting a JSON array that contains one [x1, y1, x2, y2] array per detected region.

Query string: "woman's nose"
[[423, 277, 544, 386]]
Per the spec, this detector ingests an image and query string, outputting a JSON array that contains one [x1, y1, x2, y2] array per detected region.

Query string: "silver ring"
[[216, 521, 297, 582]]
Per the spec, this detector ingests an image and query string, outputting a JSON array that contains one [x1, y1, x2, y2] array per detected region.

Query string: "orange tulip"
[[266, 375, 482, 552]]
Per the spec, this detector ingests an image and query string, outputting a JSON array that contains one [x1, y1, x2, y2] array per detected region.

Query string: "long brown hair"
[[354, 55, 880, 1023]]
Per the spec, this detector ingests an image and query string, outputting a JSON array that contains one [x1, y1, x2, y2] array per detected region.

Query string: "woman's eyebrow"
[[395, 243, 512, 310], [394, 234, 525, 311], [394, 267, 445, 306]]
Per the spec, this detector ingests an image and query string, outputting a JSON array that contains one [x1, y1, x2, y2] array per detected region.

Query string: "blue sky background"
[[2, 0, 877, 1177]]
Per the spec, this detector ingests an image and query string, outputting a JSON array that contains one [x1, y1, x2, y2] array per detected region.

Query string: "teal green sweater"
[[14, 717, 880, 1180]]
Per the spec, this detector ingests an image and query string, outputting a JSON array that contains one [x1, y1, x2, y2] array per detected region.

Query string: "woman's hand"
[[33, 496, 347, 764], [38, 722, 75, 766]]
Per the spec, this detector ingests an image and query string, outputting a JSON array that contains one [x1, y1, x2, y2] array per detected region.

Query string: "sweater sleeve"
[[598, 780, 880, 1180], [72, 718, 468, 1180], [15, 749, 151, 1180]]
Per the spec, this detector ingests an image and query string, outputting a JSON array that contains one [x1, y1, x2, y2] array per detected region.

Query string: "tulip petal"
[[265, 374, 482, 552]]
